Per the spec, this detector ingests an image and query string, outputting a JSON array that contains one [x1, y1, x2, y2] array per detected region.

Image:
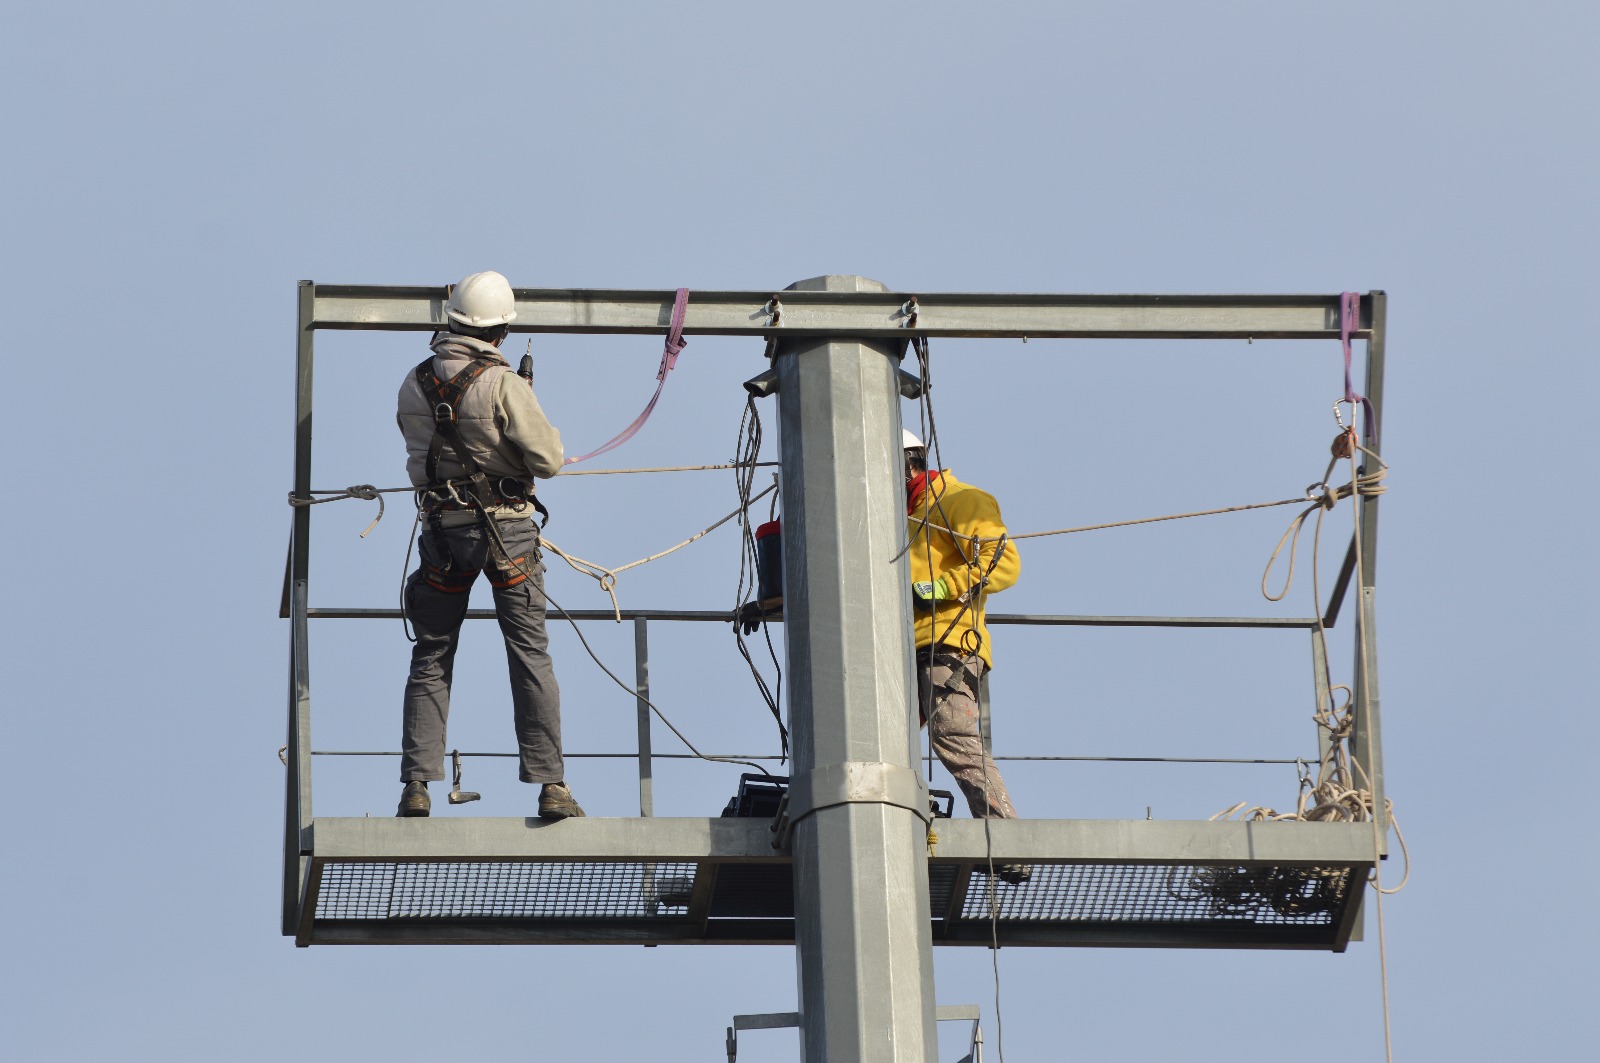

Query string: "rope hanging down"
[[564, 287, 690, 466]]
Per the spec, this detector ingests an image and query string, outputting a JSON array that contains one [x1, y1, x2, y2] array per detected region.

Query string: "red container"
[[755, 520, 783, 603]]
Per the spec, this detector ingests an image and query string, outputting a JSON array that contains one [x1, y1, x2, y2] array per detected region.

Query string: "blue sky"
[[6, 2, 1596, 1060]]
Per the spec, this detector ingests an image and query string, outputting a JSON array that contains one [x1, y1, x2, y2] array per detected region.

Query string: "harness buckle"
[[433, 401, 454, 424]]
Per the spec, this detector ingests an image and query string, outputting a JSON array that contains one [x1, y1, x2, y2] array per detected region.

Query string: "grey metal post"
[[775, 276, 938, 1062], [634, 617, 654, 817], [1351, 292, 1387, 843], [283, 280, 316, 935]]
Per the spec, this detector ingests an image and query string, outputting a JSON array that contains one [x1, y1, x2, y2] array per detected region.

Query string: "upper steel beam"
[[307, 284, 1374, 340]]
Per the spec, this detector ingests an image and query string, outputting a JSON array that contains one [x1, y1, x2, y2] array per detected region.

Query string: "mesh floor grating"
[[952, 863, 1353, 926], [316, 862, 700, 920], [314, 860, 1352, 928]]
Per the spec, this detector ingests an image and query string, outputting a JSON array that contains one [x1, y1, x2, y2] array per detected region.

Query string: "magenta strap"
[[564, 289, 689, 466], [1339, 291, 1373, 428]]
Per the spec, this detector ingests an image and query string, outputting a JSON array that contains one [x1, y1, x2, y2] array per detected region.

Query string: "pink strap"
[[1340, 292, 1373, 428], [564, 289, 689, 465]]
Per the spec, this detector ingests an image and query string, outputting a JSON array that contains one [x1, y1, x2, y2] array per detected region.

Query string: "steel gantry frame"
[[284, 279, 1388, 1063]]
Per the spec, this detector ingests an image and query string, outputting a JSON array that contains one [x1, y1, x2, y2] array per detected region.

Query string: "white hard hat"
[[902, 429, 925, 451], [445, 271, 518, 329]]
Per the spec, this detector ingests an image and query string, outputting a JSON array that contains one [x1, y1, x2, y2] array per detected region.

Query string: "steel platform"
[[294, 816, 1375, 951]]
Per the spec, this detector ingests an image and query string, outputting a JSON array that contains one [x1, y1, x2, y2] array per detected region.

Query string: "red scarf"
[[906, 470, 942, 514]]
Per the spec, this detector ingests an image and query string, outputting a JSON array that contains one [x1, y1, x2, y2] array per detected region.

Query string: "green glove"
[[912, 578, 951, 607]]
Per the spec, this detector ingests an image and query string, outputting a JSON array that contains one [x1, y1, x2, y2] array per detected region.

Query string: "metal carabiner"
[[1332, 398, 1353, 431]]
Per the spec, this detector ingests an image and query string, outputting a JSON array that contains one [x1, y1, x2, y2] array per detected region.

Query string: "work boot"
[[397, 781, 431, 818], [538, 782, 585, 820]]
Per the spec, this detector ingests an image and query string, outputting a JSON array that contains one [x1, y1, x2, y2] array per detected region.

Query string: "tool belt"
[[413, 354, 552, 529], [418, 475, 538, 514], [409, 354, 550, 596]]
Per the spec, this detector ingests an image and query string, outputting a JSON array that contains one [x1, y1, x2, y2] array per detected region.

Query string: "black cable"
[[538, 575, 774, 778], [730, 392, 789, 759], [398, 503, 424, 643], [439, 491, 774, 779]]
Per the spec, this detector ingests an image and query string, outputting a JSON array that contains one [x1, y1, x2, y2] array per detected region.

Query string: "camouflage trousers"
[[916, 649, 1018, 819]]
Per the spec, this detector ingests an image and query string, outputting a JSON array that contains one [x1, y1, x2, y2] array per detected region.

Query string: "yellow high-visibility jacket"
[[907, 470, 1020, 668]]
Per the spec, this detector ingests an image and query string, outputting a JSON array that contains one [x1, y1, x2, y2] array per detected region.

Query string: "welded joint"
[[786, 761, 932, 829]]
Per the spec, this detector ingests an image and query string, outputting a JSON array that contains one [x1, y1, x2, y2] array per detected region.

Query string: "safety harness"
[[412, 354, 549, 591]]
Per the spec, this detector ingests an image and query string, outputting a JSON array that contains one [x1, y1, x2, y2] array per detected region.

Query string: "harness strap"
[[415, 355, 498, 485], [412, 354, 552, 594], [918, 647, 982, 699]]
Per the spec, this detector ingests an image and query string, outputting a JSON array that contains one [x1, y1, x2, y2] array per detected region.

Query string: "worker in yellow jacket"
[[904, 430, 1028, 882]]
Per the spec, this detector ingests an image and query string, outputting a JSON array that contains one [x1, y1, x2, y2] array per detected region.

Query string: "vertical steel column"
[[1351, 292, 1387, 842], [283, 280, 316, 935], [1310, 627, 1333, 768], [775, 276, 938, 1063], [634, 617, 654, 817]]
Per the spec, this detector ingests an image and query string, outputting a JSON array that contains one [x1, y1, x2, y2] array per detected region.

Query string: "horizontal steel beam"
[[311, 816, 1378, 867], [305, 607, 735, 623], [307, 283, 1374, 340], [308, 918, 801, 947], [313, 815, 786, 862], [928, 818, 1378, 866], [931, 923, 1347, 951], [303, 607, 1318, 628]]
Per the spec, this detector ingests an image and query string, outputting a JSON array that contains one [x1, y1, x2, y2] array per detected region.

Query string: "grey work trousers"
[[917, 649, 1018, 819], [400, 517, 564, 785]]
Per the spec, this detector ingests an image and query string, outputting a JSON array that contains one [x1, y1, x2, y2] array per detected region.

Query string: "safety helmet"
[[445, 271, 518, 329], [902, 429, 925, 451]]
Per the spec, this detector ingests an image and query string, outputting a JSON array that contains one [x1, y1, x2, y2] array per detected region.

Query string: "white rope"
[[542, 482, 778, 621], [558, 461, 779, 476], [1208, 421, 1402, 1061]]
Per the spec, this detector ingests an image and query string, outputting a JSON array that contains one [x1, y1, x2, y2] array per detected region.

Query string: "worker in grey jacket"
[[394, 270, 582, 821]]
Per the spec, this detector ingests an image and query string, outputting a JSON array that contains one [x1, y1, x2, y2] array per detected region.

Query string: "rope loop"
[[286, 484, 386, 537]]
